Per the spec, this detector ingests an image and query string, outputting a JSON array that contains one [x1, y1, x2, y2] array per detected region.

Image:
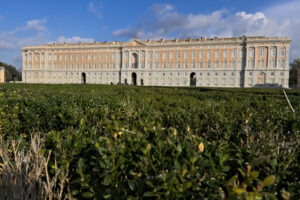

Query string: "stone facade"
[[22, 36, 291, 88], [0, 67, 5, 83]]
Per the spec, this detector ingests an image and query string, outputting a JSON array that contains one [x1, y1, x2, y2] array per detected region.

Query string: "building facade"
[[22, 36, 291, 88], [0, 67, 5, 83]]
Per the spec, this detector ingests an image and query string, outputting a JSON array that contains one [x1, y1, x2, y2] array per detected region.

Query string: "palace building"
[[22, 36, 291, 88]]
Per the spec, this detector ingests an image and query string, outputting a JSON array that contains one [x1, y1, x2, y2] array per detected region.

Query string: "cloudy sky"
[[0, 0, 300, 69]]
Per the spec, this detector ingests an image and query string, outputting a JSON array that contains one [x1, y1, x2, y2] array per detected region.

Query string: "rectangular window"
[[177, 51, 181, 59], [215, 61, 219, 68], [48, 54, 52, 61], [162, 52, 166, 59], [88, 54, 91, 61], [207, 61, 211, 68], [59, 54, 62, 61], [215, 50, 219, 58], [106, 63, 109, 69], [41, 54, 45, 61], [271, 60, 275, 68], [192, 62, 195, 69], [156, 52, 159, 59], [271, 49, 276, 57], [207, 51, 211, 58], [169, 62, 173, 69], [150, 63, 153, 69], [223, 60, 227, 68], [113, 63, 115, 69], [223, 50, 227, 58], [249, 60, 254, 68], [94, 54, 97, 60], [280, 60, 285, 68], [260, 49, 264, 57], [192, 51, 195, 59], [71, 54, 73, 61], [214, 78, 218, 85], [249, 49, 254, 57], [76, 64, 79, 69], [156, 62, 159, 69], [184, 62, 188, 69], [184, 51, 188, 59], [177, 62, 180, 69], [106, 54, 109, 60], [170, 52, 173, 59], [259, 60, 264, 68], [231, 50, 236, 58], [65, 54, 67, 61], [112, 53, 115, 60], [231, 61, 235, 68], [280, 49, 285, 57], [199, 50, 203, 59], [82, 54, 85, 61], [199, 62, 203, 68], [240, 49, 243, 58], [71, 64, 74, 69], [149, 52, 153, 59], [76, 54, 79, 61], [163, 62, 166, 69]]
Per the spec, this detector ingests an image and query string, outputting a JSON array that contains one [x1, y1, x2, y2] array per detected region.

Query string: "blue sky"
[[1, 0, 300, 68]]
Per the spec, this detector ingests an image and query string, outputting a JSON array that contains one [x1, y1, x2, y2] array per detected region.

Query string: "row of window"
[[25, 53, 120, 62], [248, 48, 285, 57], [248, 59, 285, 68]]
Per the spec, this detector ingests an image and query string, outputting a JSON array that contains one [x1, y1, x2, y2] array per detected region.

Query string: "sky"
[[0, 0, 300, 69]]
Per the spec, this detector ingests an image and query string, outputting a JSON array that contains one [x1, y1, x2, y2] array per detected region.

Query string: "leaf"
[[143, 191, 158, 197], [81, 192, 94, 198], [232, 188, 247, 195], [262, 175, 276, 187]]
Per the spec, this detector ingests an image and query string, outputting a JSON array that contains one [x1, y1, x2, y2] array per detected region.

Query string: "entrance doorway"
[[81, 72, 86, 84], [132, 72, 137, 85], [190, 72, 196, 86]]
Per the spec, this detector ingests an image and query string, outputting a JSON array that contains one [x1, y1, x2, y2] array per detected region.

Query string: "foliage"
[[289, 58, 300, 88], [0, 61, 21, 82], [0, 84, 299, 199]]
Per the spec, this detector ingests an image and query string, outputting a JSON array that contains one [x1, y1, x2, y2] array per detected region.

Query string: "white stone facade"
[[22, 36, 291, 88]]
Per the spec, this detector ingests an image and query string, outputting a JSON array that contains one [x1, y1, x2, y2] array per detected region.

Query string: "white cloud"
[[113, 2, 300, 61], [23, 18, 47, 33], [57, 36, 94, 43], [88, 2, 102, 19]]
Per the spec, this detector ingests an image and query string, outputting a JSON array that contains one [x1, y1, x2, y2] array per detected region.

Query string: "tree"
[[0, 61, 21, 82], [289, 59, 300, 88]]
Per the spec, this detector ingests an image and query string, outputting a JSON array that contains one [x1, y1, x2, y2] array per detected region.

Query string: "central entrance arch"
[[81, 72, 86, 84], [190, 72, 196, 86], [132, 72, 137, 85]]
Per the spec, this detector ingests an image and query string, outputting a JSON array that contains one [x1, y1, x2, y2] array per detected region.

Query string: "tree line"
[[0, 61, 22, 82]]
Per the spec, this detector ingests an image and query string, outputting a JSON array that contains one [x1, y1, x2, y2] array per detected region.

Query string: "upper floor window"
[[94, 54, 97, 60], [112, 53, 115, 60], [271, 49, 276, 57], [260, 49, 264, 57], [48, 54, 52, 61], [207, 51, 211, 58], [280, 49, 285, 57], [192, 51, 195, 59], [199, 50, 203, 59], [41, 54, 45, 61], [184, 62, 188, 69], [59, 54, 62, 61], [170, 52, 173, 59], [149, 52, 153, 59], [106, 53, 109, 60], [259, 60, 264, 67], [177, 51, 181, 59], [82, 54, 85, 61], [88, 54, 91, 61], [76, 54, 79, 61], [231, 50, 236, 58], [249, 49, 254, 57], [169, 62, 173, 69], [156, 51, 159, 59], [141, 51, 145, 59], [240, 50, 243, 58], [125, 52, 128, 60], [184, 51, 188, 59], [65, 54, 68, 61], [215, 50, 219, 58], [162, 52, 166, 59], [70, 54, 73, 61], [223, 50, 227, 58]]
